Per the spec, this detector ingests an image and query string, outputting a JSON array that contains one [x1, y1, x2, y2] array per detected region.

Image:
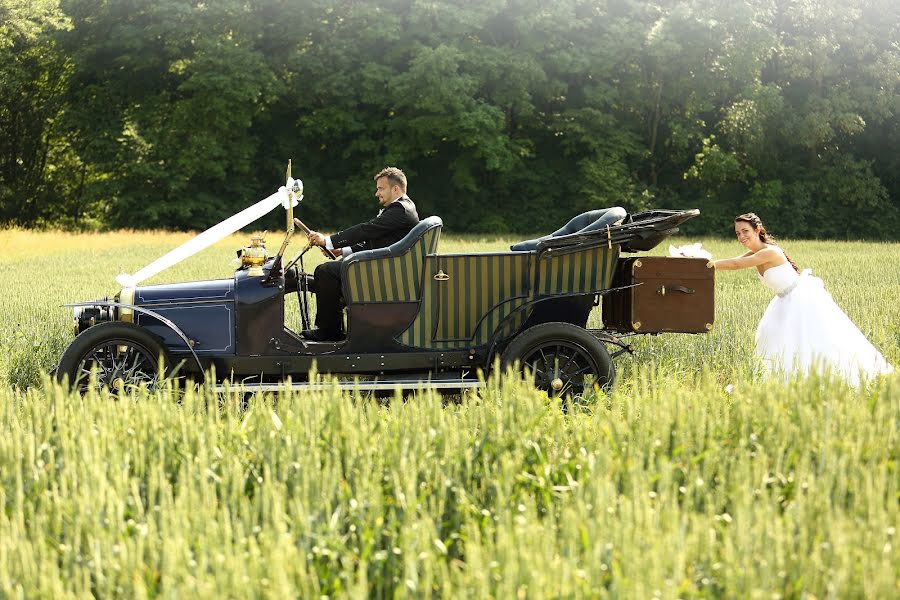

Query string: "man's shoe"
[[301, 328, 342, 342]]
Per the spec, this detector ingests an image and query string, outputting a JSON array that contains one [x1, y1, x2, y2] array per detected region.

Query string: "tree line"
[[1, 0, 898, 238]]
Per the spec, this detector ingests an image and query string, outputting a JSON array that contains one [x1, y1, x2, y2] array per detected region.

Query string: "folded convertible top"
[[534, 208, 700, 253]]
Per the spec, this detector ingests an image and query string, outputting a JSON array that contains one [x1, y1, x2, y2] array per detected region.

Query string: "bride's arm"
[[714, 248, 777, 271]]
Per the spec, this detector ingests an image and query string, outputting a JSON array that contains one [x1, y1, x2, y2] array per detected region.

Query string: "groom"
[[303, 167, 419, 341]]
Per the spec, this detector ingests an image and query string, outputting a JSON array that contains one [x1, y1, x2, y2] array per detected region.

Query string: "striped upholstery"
[[399, 253, 534, 349], [399, 244, 621, 349], [343, 219, 442, 304], [398, 257, 441, 349], [536, 244, 619, 296]]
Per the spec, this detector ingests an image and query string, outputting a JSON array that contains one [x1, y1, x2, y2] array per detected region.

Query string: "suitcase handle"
[[658, 284, 695, 296]]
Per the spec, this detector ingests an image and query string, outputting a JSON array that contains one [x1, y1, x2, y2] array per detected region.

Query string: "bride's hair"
[[735, 213, 800, 273]]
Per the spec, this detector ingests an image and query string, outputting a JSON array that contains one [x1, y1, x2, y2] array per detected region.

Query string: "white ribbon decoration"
[[668, 242, 712, 260], [116, 180, 302, 288]]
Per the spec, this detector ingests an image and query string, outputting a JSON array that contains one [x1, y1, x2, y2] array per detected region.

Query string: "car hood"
[[132, 279, 235, 306]]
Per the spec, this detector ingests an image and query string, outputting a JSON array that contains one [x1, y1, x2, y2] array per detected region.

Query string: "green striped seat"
[[398, 253, 534, 349], [342, 217, 442, 304], [535, 244, 619, 297]]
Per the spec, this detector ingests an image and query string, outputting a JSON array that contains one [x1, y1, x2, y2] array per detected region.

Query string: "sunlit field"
[[0, 228, 897, 597]]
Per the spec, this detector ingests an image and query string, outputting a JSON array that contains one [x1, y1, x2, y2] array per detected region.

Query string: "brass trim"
[[632, 321, 642, 331], [706, 260, 715, 269], [633, 259, 642, 269], [705, 323, 713, 331], [433, 270, 450, 281], [119, 287, 135, 323], [658, 285, 666, 296]]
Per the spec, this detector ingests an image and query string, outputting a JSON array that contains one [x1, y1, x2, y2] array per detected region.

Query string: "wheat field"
[[0, 228, 897, 597]]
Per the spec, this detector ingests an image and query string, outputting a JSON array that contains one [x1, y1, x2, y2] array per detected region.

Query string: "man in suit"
[[304, 167, 419, 341]]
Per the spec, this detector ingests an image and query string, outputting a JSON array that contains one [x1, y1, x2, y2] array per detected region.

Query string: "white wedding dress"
[[756, 256, 894, 385]]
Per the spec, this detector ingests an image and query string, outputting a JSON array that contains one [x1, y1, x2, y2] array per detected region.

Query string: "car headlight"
[[72, 303, 114, 335]]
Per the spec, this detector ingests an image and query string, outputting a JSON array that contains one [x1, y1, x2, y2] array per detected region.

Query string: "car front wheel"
[[502, 322, 615, 397], [57, 321, 172, 395]]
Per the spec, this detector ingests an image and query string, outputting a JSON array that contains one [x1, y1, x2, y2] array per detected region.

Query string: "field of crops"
[[0, 228, 897, 597]]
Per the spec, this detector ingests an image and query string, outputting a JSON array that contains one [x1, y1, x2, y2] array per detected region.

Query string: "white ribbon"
[[668, 242, 712, 260], [116, 181, 301, 288]]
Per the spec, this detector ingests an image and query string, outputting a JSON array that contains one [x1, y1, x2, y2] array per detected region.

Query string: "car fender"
[[63, 301, 205, 381], [485, 286, 639, 367]]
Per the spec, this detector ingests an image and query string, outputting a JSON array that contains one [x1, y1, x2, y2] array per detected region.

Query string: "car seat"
[[342, 216, 443, 304]]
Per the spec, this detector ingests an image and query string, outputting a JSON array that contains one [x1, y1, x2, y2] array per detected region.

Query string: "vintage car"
[[57, 165, 714, 397]]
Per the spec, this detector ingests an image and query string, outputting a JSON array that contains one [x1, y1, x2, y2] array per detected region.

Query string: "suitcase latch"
[[658, 284, 695, 296]]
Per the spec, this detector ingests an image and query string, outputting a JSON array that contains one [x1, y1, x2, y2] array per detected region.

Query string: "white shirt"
[[324, 236, 353, 257]]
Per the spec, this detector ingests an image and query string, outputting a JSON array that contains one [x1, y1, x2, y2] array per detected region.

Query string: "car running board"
[[213, 375, 484, 393]]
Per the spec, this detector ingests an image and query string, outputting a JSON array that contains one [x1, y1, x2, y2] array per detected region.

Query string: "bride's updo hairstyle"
[[735, 213, 800, 273]]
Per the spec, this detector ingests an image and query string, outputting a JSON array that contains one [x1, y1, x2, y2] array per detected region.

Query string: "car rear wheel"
[[57, 322, 172, 395], [502, 322, 615, 397]]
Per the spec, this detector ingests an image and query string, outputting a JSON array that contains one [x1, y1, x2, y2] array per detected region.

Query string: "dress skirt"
[[755, 272, 894, 385]]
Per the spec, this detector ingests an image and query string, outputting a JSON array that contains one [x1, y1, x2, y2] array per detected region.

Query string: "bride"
[[713, 213, 893, 384]]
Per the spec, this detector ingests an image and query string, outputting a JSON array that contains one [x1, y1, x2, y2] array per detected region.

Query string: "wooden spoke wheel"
[[503, 322, 615, 398], [57, 322, 171, 395]]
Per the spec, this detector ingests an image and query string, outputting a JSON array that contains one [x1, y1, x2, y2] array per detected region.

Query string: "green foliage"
[[0, 0, 75, 225], [0, 0, 898, 238], [0, 0, 69, 48], [687, 0, 900, 238]]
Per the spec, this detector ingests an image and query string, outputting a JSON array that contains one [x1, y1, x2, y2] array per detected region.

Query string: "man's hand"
[[307, 231, 326, 247]]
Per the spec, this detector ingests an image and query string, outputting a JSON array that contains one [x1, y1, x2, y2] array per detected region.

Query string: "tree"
[[687, 0, 900, 237], [1, 0, 897, 238], [0, 0, 74, 226], [56, 0, 281, 229]]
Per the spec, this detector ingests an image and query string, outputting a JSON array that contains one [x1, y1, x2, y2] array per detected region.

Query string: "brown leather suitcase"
[[602, 257, 715, 333]]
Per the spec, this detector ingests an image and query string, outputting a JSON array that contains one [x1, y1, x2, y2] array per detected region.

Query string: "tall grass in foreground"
[[0, 371, 896, 598]]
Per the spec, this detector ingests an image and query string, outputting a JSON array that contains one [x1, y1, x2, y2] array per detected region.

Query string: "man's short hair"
[[374, 167, 407, 193]]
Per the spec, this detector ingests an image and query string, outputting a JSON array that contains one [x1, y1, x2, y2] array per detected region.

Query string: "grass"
[[0, 227, 897, 597]]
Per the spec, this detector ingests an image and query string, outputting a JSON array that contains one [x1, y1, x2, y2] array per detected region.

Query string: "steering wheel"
[[293, 217, 337, 260]]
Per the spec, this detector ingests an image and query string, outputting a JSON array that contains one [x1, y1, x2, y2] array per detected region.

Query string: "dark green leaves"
[[0, 0, 897, 237]]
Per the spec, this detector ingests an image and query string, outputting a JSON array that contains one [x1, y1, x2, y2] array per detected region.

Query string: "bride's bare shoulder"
[[756, 245, 781, 256], [760, 244, 790, 265]]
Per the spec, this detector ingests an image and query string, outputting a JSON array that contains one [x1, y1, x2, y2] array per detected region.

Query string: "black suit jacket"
[[331, 196, 419, 253]]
